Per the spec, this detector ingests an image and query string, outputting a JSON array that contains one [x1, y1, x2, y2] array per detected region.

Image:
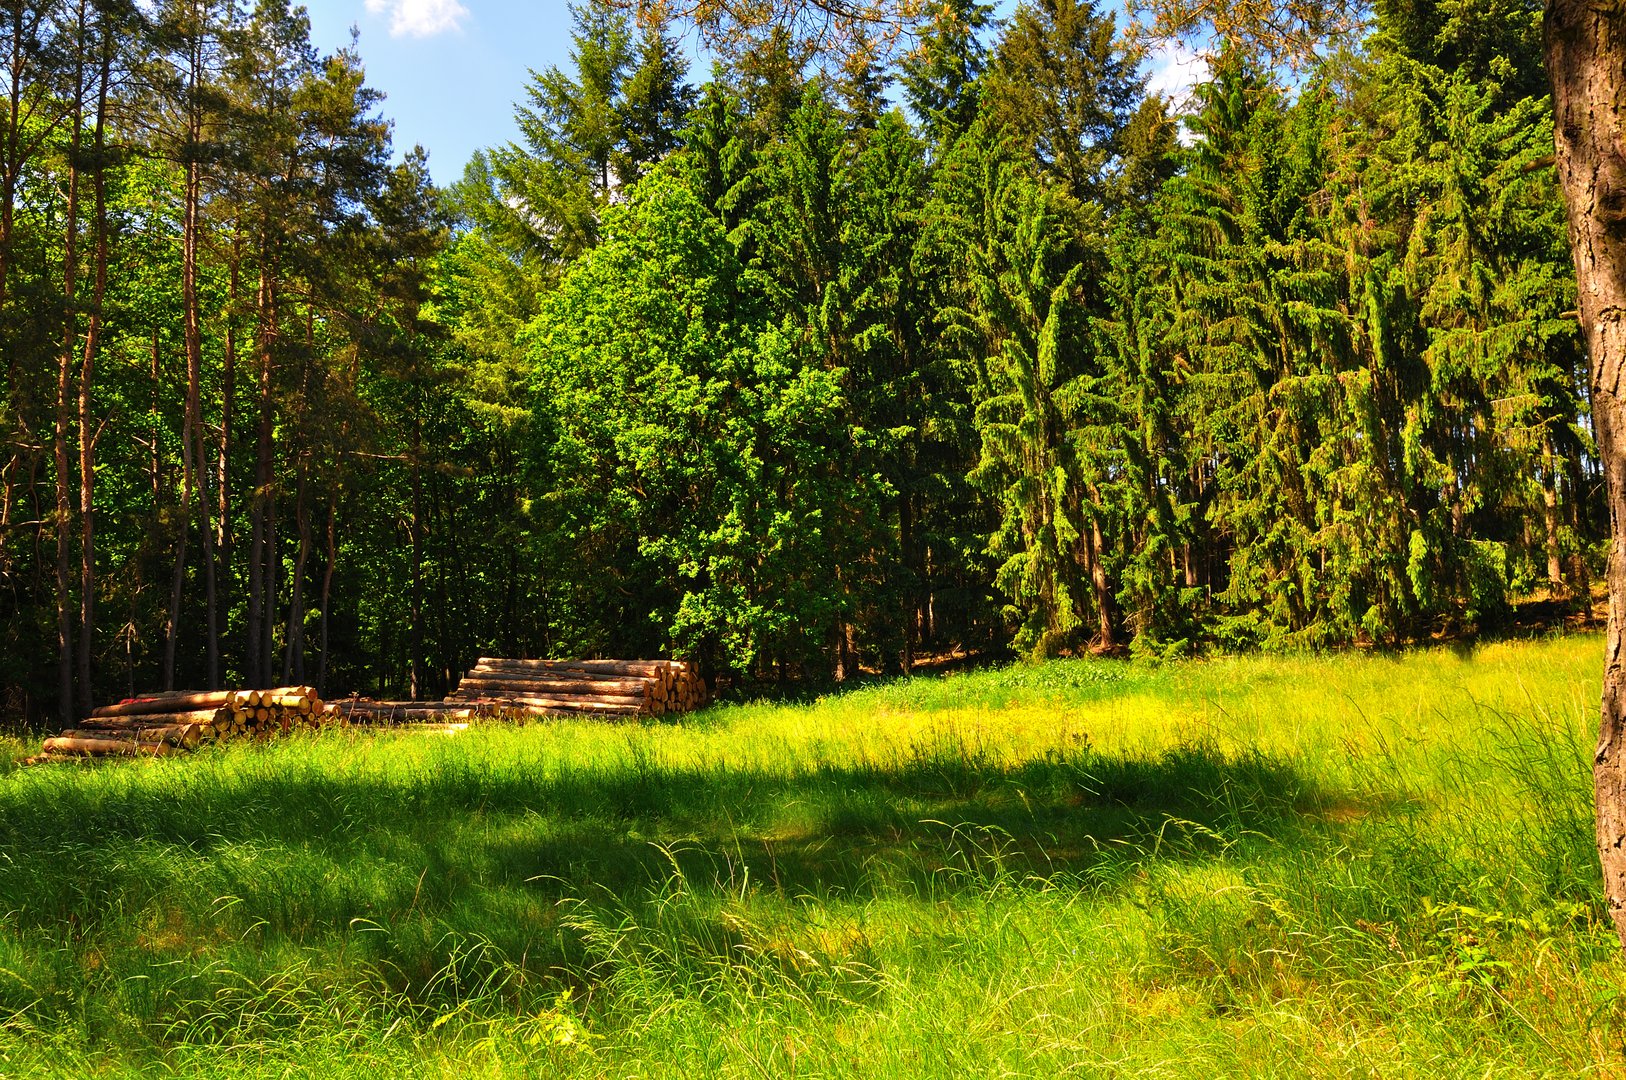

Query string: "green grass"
[[0, 635, 1621, 1077]]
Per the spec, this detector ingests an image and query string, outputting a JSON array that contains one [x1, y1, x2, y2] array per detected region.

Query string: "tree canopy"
[[0, 0, 1592, 723]]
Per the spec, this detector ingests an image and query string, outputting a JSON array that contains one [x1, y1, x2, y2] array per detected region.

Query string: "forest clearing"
[[0, 634, 1616, 1077], [11, 0, 1626, 1075]]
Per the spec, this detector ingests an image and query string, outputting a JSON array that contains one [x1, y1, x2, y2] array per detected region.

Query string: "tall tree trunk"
[[503, 544, 517, 656], [77, 27, 112, 719], [216, 229, 238, 674], [167, 52, 210, 693], [899, 491, 915, 673], [409, 409, 423, 701], [163, 406, 194, 691], [431, 470, 453, 694], [1543, 430, 1564, 588], [149, 329, 160, 506], [1568, 446, 1595, 623], [1547, 0, 1626, 948], [197, 434, 218, 687], [180, 29, 219, 689], [53, 45, 82, 726], [262, 471, 277, 681], [248, 256, 276, 686], [317, 496, 335, 694], [282, 466, 310, 683], [1087, 513, 1116, 651]]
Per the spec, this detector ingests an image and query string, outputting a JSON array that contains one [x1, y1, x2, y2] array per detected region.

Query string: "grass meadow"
[[0, 634, 1619, 1077]]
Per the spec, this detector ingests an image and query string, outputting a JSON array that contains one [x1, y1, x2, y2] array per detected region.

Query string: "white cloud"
[[1144, 41, 1208, 110], [364, 0, 470, 39]]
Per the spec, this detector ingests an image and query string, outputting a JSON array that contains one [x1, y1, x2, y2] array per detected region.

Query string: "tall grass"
[[0, 634, 1619, 1076]]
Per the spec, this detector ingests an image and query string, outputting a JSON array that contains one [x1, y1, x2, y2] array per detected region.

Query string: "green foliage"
[[526, 173, 850, 671], [981, 0, 1142, 204], [0, 0, 1598, 716], [900, 0, 994, 152]]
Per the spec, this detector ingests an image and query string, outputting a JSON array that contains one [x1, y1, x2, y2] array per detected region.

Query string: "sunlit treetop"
[[621, 0, 1365, 69]]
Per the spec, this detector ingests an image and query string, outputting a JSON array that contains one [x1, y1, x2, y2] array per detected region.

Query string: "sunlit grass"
[[0, 633, 1619, 1077]]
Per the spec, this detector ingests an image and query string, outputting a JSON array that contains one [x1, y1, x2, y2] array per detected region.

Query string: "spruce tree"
[[900, 0, 993, 154], [616, 5, 695, 187], [492, 0, 631, 263]]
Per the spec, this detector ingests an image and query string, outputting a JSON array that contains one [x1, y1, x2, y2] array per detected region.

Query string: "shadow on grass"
[[0, 738, 1345, 915], [0, 736, 1375, 1033]]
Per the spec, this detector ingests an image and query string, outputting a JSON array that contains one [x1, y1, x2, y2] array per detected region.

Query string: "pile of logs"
[[23, 661, 708, 764], [445, 658, 710, 718], [331, 699, 499, 724], [34, 687, 334, 763]]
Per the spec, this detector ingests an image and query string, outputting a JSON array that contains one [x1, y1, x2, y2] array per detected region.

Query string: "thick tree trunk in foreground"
[[1547, 0, 1626, 947]]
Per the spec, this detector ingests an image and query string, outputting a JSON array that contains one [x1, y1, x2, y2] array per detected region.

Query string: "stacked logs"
[[35, 687, 334, 762], [446, 658, 710, 718], [331, 699, 499, 724]]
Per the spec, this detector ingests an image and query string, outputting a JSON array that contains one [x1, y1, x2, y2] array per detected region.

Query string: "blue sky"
[[298, 1, 1204, 187], [300, 0, 590, 185]]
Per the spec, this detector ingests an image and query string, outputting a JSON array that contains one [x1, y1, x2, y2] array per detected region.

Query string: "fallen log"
[[79, 707, 233, 727], [90, 692, 242, 718], [466, 693, 645, 715], [455, 671, 653, 696], [59, 724, 205, 749], [452, 685, 649, 706], [42, 736, 183, 757], [475, 658, 674, 679]]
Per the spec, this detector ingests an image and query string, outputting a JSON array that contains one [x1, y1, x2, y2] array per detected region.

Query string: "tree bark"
[[1543, 430, 1564, 588], [78, 23, 113, 719], [216, 224, 239, 676], [409, 408, 424, 701], [1086, 509, 1116, 651], [899, 491, 915, 673], [1547, 0, 1626, 948], [317, 496, 335, 694], [149, 329, 160, 506], [53, 11, 85, 724], [282, 467, 310, 683], [165, 32, 210, 692], [248, 255, 276, 686]]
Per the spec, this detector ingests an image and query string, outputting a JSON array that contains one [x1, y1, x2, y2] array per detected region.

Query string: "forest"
[[0, 0, 1587, 723]]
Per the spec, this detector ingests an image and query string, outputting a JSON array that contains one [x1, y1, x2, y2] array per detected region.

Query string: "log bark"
[[1548, 0, 1626, 948], [91, 690, 236, 716], [462, 694, 645, 715], [83, 707, 230, 726], [476, 657, 679, 678], [42, 736, 182, 757], [61, 724, 203, 748], [455, 673, 653, 696]]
